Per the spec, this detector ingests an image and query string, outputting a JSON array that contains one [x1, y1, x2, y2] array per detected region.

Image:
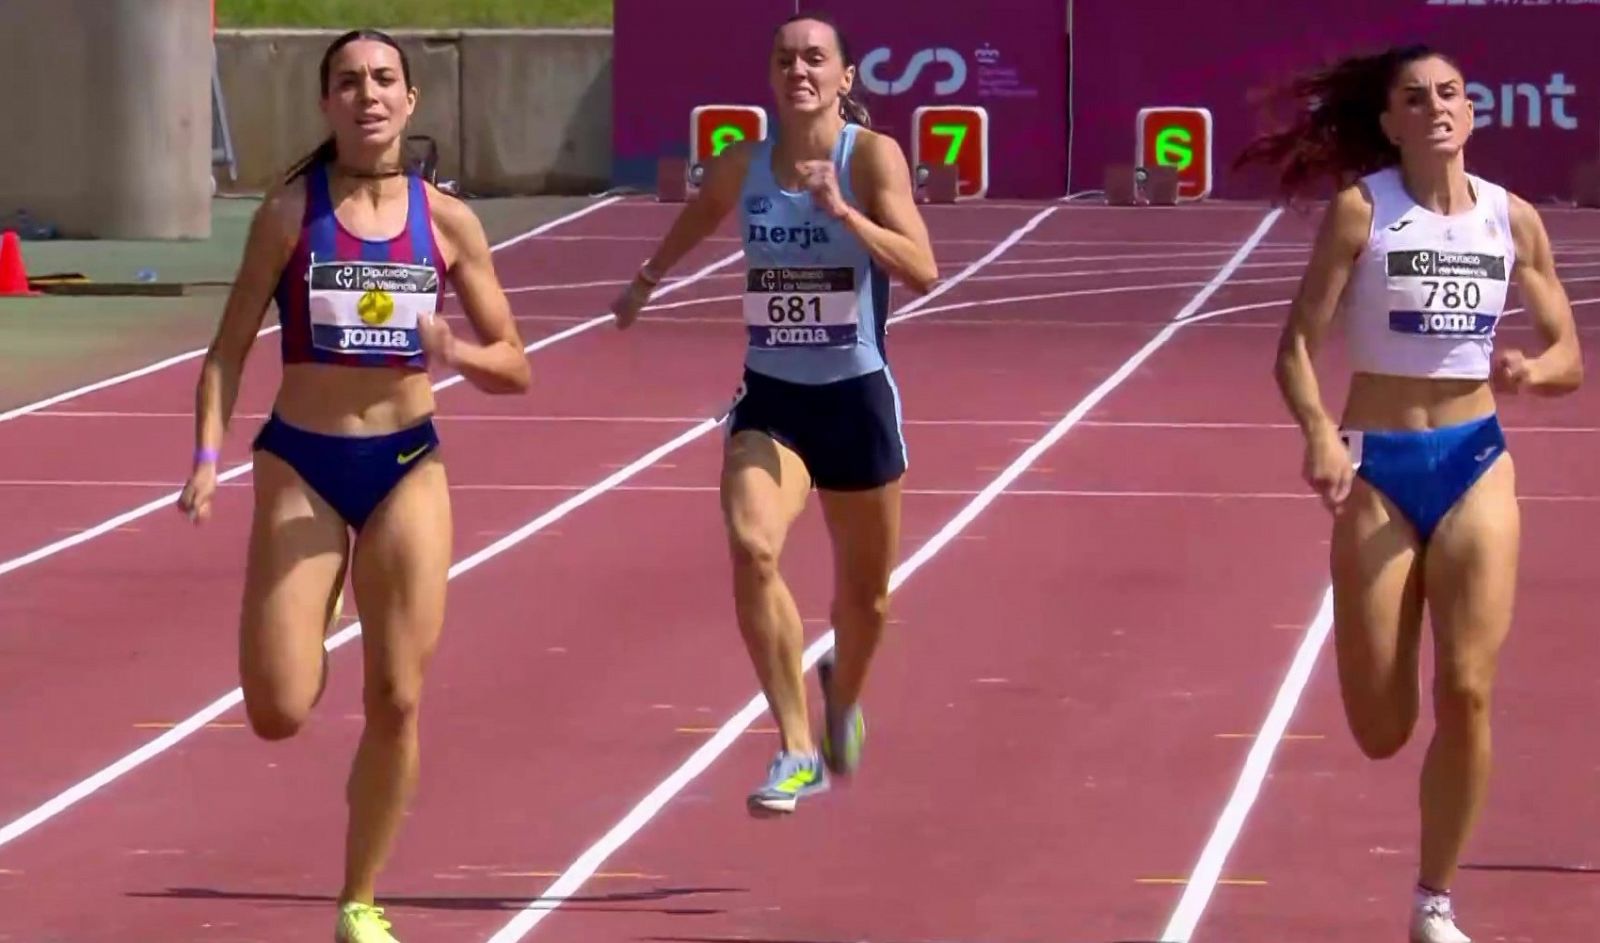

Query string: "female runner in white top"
[[1238, 43, 1581, 943]]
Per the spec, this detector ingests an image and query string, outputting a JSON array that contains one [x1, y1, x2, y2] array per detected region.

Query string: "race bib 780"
[[1385, 249, 1506, 338]]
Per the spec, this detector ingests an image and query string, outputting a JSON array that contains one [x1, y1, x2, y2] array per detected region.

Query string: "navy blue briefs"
[[252, 413, 440, 530]]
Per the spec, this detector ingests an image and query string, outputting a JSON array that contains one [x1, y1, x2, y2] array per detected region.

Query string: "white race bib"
[[307, 260, 439, 357], [742, 266, 858, 349], [1339, 429, 1364, 470], [1384, 248, 1507, 339]]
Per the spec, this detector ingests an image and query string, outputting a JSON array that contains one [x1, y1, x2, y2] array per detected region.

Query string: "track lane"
[[0, 208, 1273, 941]]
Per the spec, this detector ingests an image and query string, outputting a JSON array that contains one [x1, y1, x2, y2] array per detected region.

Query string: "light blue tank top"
[[737, 122, 890, 385]]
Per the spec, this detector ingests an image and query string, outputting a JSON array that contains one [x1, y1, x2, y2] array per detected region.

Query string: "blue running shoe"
[[746, 750, 828, 817]]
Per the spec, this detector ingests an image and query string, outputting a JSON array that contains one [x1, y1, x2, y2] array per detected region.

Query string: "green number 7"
[[931, 123, 968, 164]]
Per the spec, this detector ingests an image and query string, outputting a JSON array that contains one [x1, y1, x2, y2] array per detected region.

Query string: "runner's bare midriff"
[[1339, 371, 1496, 432], [272, 363, 437, 436]]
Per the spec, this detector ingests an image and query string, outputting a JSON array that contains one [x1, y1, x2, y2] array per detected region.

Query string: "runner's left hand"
[[420, 312, 456, 368], [797, 160, 849, 219], [1492, 348, 1534, 394]]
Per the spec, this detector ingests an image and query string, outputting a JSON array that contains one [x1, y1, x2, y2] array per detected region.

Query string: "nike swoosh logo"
[[397, 445, 429, 465]]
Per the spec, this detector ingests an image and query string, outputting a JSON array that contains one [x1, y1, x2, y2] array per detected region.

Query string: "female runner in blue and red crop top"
[[176, 29, 529, 943]]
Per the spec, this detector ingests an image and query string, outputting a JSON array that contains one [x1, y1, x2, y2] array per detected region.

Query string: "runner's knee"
[[1433, 657, 1494, 729], [1344, 689, 1418, 759], [831, 579, 889, 629], [724, 487, 787, 581], [1350, 715, 1414, 759], [363, 664, 425, 734], [728, 523, 782, 580], [244, 685, 315, 741]]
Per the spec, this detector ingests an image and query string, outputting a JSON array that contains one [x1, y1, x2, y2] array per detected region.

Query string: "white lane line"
[[1177, 278, 1600, 326], [497, 245, 1517, 294], [501, 276, 714, 295], [988, 247, 1309, 266], [33, 483, 1600, 509], [19, 234, 1216, 578], [1158, 589, 1334, 943], [887, 274, 1301, 326], [0, 251, 743, 582], [452, 283, 1600, 332], [531, 234, 1287, 248], [968, 259, 1306, 283], [0, 201, 1051, 853], [881, 206, 1055, 328], [480, 207, 1284, 943], [485, 197, 629, 253], [0, 195, 626, 426], [16, 244, 1235, 582], [14, 484, 1600, 503], [21, 282, 1595, 415], [0, 417, 720, 852]]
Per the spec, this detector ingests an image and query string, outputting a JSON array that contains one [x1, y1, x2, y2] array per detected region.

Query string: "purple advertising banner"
[[1070, 0, 1599, 202], [612, 0, 1069, 198]]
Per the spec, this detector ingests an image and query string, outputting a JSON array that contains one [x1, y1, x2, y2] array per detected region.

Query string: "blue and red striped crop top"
[[274, 161, 446, 371]]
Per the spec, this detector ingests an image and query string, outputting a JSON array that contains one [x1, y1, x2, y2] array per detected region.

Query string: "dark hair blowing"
[[284, 29, 414, 182], [775, 11, 871, 127], [1234, 44, 1461, 203]]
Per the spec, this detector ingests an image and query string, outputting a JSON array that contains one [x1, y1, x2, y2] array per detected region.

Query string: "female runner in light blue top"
[[610, 10, 938, 816]]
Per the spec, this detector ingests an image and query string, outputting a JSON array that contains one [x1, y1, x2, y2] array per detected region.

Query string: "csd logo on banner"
[[859, 47, 966, 96]]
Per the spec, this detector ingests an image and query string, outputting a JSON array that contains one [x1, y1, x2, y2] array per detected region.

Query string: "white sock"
[[1415, 883, 1453, 914]]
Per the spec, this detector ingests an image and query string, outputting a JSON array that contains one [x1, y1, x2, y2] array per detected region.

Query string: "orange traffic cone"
[[0, 230, 37, 296]]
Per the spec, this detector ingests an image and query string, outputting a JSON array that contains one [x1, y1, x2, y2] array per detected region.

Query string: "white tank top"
[[1341, 167, 1516, 380]]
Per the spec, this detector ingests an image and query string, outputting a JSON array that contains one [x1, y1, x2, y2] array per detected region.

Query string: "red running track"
[[1, 197, 1599, 943]]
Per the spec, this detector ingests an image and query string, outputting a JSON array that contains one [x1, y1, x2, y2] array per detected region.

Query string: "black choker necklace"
[[332, 163, 405, 180]]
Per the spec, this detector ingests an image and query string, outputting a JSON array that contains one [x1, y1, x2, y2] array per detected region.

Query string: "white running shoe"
[[1410, 891, 1471, 943]]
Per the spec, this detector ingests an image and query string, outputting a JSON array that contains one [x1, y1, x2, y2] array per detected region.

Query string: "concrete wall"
[[0, 0, 213, 238], [213, 29, 613, 197], [213, 30, 463, 191], [459, 31, 612, 196]]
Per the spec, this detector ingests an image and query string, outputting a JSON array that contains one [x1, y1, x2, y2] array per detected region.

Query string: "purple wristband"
[[195, 447, 220, 466]]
